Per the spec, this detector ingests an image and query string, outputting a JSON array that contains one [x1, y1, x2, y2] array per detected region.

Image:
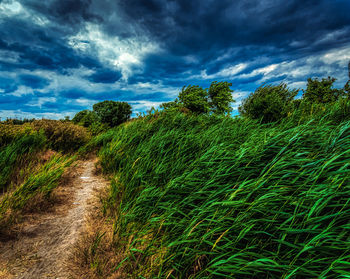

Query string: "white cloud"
[[0, 0, 23, 16], [129, 100, 164, 116], [26, 96, 56, 108], [68, 23, 160, 80], [0, 0, 49, 26], [195, 63, 248, 80], [231, 44, 350, 88]]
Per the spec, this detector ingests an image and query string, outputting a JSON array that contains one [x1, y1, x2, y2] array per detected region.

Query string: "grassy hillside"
[[0, 120, 89, 231], [88, 103, 350, 278]]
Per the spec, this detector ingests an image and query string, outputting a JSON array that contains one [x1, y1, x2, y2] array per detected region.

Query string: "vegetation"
[[93, 100, 132, 127], [2, 75, 350, 278], [0, 154, 74, 227], [30, 119, 90, 152], [72, 110, 99, 128], [78, 92, 349, 278], [208, 81, 234, 115], [0, 120, 87, 232], [162, 81, 235, 115], [303, 77, 347, 104], [72, 100, 132, 135], [178, 85, 210, 114], [0, 132, 46, 192], [239, 83, 298, 123]]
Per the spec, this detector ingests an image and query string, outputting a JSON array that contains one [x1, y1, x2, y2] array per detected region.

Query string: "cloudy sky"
[[0, 0, 350, 119]]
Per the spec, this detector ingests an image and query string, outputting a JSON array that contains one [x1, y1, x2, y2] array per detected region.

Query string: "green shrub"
[[162, 81, 235, 115], [0, 124, 34, 148], [72, 110, 99, 127], [239, 83, 298, 123], [93, 100, 132, 127], [30, 119, 90, 151], [303, 76, 345, 103]]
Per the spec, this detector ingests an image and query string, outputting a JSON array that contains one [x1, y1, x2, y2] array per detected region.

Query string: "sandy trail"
[[0, 159, 108, 279]]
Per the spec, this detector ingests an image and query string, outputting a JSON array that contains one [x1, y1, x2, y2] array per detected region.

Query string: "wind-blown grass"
[[0, 154, 75, 226], [0, 133, 46, 192], [92, 109, 350, 278]]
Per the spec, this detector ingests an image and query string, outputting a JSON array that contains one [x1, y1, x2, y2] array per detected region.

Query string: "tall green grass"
[[0, 133, 46, 192], [0, 154, 74, 225], [94, 108, 350, 278]]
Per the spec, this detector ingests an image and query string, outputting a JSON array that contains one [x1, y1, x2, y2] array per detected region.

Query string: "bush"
[[30, 120, 90, 151], [239, 83, 298, 123], [93, 100, 132, 127], [0, 124, 34, 148], [303, 76, 345, 103], [88, 121, 109, 136], [72, 110, 99, 127]]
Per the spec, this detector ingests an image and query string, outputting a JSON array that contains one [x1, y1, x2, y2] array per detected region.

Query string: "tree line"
[[72, 76, 350, 132]]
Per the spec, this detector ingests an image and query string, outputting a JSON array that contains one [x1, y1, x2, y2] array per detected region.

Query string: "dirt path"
[[0, 159, 108, 279]]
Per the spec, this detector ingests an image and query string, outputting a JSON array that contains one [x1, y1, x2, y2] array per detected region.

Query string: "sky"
[[0, 0, 350, 119]]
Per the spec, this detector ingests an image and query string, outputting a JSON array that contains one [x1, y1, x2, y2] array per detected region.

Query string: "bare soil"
[[0, 158, 109, 279]]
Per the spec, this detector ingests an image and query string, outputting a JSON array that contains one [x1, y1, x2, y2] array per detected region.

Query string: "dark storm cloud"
[[0, 17, 102, 73], [117, 0, 350, 55], [0, 0, 349, 118], [86, 69, 123, 84], [21, 0, 101, 31]]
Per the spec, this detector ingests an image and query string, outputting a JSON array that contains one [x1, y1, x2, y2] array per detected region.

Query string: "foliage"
[[178, 85, 210, 114], [160, 99, 181, 112], [208, 81, 235, 114], [239, 83, 298, 123], [303, 76, 345, 103], [1, 118, 35, 125], [0, 124, 33, 148], [344, 80, 350, 95], [88, 121, 109, 136], [93, 100, 132, 127], [30, 119, 90, 151], [72, 110, 99, 127], [163, 82, 235, 115]]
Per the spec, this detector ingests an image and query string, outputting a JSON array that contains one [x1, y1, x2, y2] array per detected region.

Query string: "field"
[[1, 100, 350, 278]]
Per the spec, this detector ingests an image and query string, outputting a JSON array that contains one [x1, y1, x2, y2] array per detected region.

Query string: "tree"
[[303, 77, 345, 103], [239, 83, 298, 123], [178, 85, 209, 114], [160, 99, 181, 111], [208, 81, 235, 115], [93, 100, 132, 127], [344, 81, 350, 96], [161, 82, 236, 115]]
